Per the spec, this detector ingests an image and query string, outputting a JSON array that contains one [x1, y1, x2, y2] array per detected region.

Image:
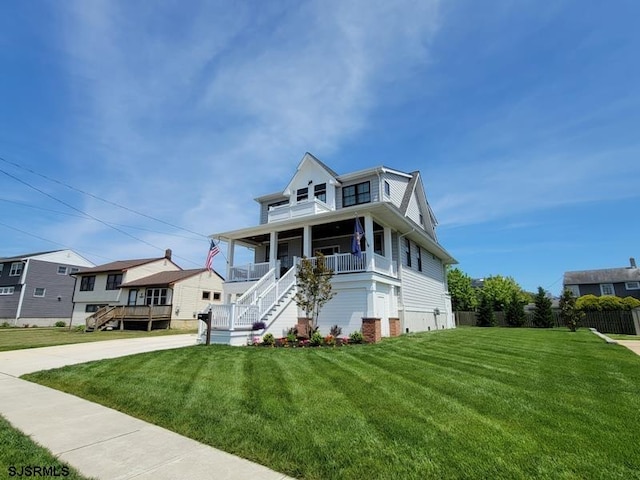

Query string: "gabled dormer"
[[283, 152, 340, 209], [258, 153, 341, 223], [399, 171, 438, 240]]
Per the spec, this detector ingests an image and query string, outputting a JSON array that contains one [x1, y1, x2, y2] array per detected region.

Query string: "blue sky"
[[1, 0, 639, 294]]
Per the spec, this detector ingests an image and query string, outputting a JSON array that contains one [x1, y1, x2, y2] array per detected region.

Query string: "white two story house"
[[199, 153, 457, 345]]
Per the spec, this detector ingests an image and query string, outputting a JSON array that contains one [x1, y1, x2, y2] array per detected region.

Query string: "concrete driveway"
[[0, 334, 293, 480]]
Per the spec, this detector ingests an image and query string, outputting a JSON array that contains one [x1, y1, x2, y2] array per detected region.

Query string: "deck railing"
[[228, 261, 272, 282]]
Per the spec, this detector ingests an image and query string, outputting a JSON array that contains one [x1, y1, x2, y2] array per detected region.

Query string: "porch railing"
[[304, 252, 397, 277], [373, 253, 397, 277], [228, 261, 272, 282]]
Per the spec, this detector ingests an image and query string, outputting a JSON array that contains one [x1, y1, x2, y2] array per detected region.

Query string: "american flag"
[[205, 240, 220, 271]]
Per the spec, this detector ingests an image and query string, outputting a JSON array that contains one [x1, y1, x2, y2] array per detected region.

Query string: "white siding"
[[406, 193, 423, 228], [31, 250, 94, 268], [400, 266, 446, 311], [316, 286, 367, 336], [380, 172, 409, 209]]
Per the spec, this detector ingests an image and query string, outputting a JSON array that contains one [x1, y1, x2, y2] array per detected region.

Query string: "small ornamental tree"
[[294, 253, 336, 333], [505, 289, 526, 327], [532, 287, 554, 328], [476, 291, 496, 327], [559, 289, 584, 332]]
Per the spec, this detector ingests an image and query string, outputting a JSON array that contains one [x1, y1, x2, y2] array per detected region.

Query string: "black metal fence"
[[455, 310, 637, 335]]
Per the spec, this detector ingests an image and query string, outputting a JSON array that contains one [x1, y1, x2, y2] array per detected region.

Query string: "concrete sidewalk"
[[0, 335, 293, 480], [616, 340, 640, 356]]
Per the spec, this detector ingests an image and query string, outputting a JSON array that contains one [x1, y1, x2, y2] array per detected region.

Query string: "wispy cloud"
[[48, 0, 441, 263]]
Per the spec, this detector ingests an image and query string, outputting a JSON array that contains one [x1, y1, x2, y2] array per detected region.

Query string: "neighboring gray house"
[[0, 250, 95, 326], [563, 257, 640, 300]]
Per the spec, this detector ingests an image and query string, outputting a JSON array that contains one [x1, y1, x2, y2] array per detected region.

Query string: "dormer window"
[[297, 188, 308, 202], [314, 183, 326, 202], [343, 181, 371, 207]]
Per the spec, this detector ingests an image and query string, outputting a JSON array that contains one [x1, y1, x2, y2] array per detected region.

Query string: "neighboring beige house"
[[71, 249, 222, 331], [120, 268, 224, 329]]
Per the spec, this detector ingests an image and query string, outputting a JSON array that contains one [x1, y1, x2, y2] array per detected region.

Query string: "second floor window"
[[342, 181, 371, 207], [106, 273, 123, 290], [297, 187, 308, 202], [417, 246, 423, 272], [405, 238, 412, 268], [80, 276, 96, 291], [10, 262, 23, 276], [314, 183, 327, 202]]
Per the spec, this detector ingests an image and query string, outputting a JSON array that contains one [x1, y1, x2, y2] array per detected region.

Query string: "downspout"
[[15, 259, 29, 326]]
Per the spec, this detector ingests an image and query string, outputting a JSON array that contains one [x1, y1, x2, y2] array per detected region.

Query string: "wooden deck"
[[86, 305, 172, 332]]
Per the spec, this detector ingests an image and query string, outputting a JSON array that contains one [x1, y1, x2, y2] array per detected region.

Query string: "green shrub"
[[310, 331, 324, 346], [622, 296, 640, 310], [74, 325, 85, 332], [0, 321, 11, 328], [598, 296, 625, 311], [349, 331, 364, 344], [576, 294, 601, 311], [262, 333, 275, 346], [559, 289, 584, 332], [54, 321, 66, 328]]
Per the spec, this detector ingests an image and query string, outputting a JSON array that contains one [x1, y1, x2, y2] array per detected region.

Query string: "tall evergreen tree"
[[532, 286, 554, 328], [476, 291, 496, 327], [505, 289, 526, 327]]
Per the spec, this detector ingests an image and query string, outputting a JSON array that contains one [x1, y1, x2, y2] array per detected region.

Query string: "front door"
[[128, 289, 138, 306]]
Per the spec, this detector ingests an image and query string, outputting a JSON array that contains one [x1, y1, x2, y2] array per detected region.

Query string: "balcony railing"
[[268, 198, 332, 223]]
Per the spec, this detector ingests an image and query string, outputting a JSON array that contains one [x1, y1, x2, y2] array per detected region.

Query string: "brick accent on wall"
[[362, 317, 381, 343], [297, 317, 311, 338], [389, 317, 401, 337]]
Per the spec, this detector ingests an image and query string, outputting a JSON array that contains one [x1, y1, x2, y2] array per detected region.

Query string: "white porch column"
[[384, 226, 392, 259], [364, 214, 374, 271], [269, 231, 277, 268], [366, 281, 377, 317], [227, 240, 235, 281], [303, 225, 312, 258]]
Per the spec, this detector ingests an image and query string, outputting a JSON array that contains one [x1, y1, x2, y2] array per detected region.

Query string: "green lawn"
[[0, 327, 196, 352], [0, 415, 91, 480], [24, 328, 640, 480]]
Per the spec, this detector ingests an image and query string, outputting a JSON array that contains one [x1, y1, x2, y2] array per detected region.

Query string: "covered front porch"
[[219, 214, 398, 287]]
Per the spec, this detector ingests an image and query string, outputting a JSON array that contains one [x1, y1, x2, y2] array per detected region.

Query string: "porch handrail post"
[[230, 304, 236, 331]]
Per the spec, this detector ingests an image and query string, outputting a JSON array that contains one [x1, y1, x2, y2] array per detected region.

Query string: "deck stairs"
[[198, 264, 297, 343]]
